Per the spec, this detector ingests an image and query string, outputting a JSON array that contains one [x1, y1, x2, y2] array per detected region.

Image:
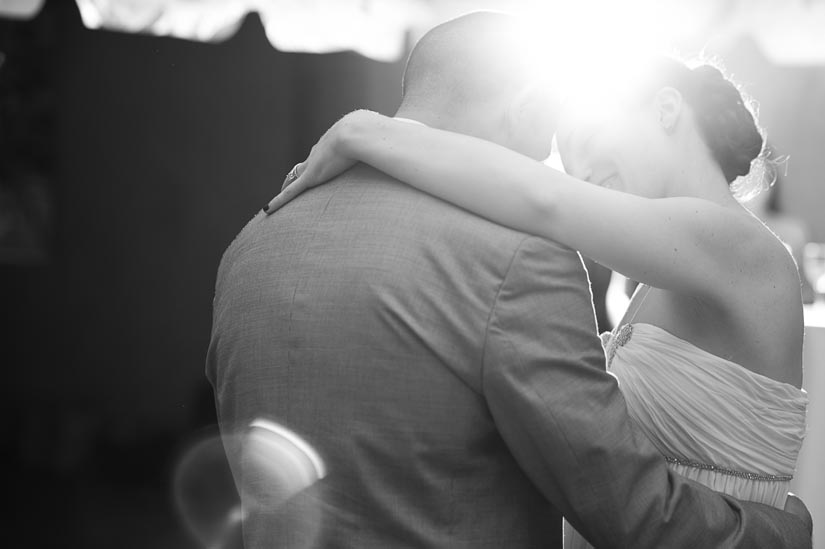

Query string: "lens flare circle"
[[240, 419, 327, 510], [173, 433, 245, 549]]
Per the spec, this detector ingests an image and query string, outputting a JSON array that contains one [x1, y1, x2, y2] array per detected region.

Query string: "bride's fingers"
[[267, 161, 307, 215], [264, 188, 288, 215], [265, 175, 304, 215]]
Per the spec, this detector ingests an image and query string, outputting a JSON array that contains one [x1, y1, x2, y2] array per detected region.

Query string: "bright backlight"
[[513, 0, 708, 100]]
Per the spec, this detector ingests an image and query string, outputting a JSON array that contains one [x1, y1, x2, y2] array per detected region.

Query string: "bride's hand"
[[264, 110, 372, 214]]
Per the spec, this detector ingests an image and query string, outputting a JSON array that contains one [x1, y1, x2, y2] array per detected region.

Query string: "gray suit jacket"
[[207, 165, 808, 548]]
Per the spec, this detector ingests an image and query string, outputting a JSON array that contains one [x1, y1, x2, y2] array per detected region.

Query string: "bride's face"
[[556, 98, 678, 198]]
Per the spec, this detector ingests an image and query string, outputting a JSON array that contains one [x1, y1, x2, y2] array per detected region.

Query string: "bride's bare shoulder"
[[731, 206, 802, 290]]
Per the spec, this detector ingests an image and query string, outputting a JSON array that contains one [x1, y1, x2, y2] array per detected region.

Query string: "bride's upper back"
[[627, 210, 804, 387]]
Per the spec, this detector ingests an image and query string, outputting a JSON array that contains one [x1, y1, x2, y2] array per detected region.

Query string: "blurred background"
[[0, 1, 823, 547]]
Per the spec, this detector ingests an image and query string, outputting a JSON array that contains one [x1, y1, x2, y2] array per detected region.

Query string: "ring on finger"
[[285, 163, 301, 185]]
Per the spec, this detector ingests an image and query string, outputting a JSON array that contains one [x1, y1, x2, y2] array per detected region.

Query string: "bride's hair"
[[637, 57, 772, 201]]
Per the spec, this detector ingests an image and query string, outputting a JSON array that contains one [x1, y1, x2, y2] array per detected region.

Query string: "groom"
[[207, 11, 811, 548]]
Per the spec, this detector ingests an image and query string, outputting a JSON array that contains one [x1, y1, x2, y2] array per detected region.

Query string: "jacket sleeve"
[[481, 236, 810, 548]]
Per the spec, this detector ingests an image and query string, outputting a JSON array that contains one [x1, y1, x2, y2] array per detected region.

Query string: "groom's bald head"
[[401, 12, 537, 110], [398, 11, 557, 160]]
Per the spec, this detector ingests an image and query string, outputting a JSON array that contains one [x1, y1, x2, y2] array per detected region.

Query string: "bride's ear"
[[654, 87, 683, 135]]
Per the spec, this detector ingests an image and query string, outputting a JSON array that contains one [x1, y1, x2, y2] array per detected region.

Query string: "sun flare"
[[511, 0, 707, 102]]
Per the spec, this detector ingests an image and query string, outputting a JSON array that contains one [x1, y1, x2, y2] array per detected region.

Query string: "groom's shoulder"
[[509, 235, 587, 280], [226, 165, 579, 272], [213, 210, 266, 285], [344, 166, 567, 245], [335, 166, 583, 274]]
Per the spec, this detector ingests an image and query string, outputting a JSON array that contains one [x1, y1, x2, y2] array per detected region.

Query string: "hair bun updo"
[[686, 64, 765, 184]]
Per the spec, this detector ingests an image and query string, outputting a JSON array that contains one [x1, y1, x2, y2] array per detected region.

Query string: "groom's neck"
[[394, 104, 505, 146]]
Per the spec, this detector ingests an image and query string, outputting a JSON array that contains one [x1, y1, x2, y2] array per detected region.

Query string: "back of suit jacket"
[[206, 165, 596, 548]]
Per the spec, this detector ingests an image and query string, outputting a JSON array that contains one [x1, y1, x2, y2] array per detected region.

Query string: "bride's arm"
[[278, 111, 763, 299]]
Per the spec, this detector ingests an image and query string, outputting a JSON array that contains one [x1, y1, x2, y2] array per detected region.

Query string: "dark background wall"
[[1, 3, 403, 547]]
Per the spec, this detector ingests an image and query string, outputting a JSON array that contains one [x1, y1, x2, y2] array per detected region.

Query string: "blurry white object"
[[257, 0, 427, 62], [62, 0, 825, 64], [712, 0, 825, 65], [76, 0, 248, 42], [74, 0, 428, 61], [238, 419, 326, 549], [804, 242, 825, 302], [173, 420, 327, 549], [790, 321, 825, 542], [244, 418, 327, 500], [173, 433, 245, 549], [0, 0, 44, 19], [605, 271, 631, 329], [804, 301, 825, 328]]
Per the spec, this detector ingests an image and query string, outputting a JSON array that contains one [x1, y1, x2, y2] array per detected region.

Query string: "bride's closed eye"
[[574, 153, 615, 187], [595, 173, 621, 189]]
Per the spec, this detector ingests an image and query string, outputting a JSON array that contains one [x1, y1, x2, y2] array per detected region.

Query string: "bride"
[[265, 56, 808, 546]]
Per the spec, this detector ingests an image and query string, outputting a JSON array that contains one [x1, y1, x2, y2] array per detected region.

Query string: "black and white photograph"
[[2, 1, 823, 547]]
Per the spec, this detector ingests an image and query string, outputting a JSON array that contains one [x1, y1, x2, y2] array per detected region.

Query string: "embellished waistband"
[[664, 456, 793, 482]]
